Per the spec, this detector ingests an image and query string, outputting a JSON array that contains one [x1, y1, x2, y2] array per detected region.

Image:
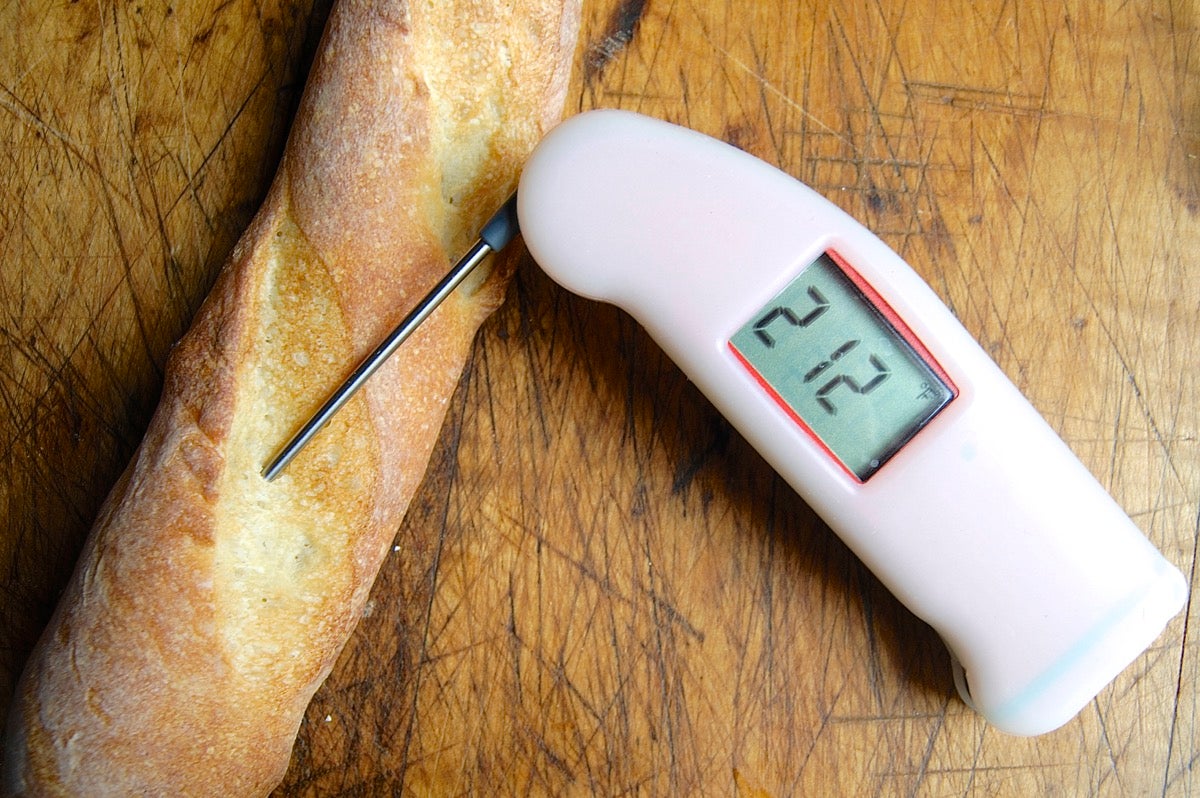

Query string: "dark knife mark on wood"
[[584, 0, 648, 83]]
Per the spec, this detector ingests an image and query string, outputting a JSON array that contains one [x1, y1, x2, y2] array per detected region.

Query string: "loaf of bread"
[[1, 1, 579, 794]]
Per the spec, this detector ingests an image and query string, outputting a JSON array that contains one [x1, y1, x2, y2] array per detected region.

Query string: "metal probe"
[[261, 195, 521, 481]]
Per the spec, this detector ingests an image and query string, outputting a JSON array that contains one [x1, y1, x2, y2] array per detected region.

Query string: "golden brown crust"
[[2, 1, 580, 795]]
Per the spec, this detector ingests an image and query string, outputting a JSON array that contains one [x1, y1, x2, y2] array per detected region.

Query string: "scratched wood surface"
[[2, 1, 1198, 795]]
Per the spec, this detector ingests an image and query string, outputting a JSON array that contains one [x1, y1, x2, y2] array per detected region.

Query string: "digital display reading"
[[729, 253, 955, 480]]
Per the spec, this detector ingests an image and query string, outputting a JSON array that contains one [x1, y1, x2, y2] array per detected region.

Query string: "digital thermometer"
[[516, 110, 1187, 736]]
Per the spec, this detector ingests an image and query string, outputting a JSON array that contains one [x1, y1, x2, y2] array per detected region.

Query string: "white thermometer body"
[[516, 110, 1186, 736]]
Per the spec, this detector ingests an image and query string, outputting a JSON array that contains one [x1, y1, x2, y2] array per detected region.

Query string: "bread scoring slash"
[[2, 1, 580, 795]]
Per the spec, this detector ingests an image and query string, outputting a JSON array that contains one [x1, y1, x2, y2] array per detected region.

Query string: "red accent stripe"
[[825, 249, 959, 395], [727, 342, 863, 484]]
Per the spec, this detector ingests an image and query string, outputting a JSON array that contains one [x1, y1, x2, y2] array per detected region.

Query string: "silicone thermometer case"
[[517, 110, 1187, 736]]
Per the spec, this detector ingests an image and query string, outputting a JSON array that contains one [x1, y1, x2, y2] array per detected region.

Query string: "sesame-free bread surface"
[[1, 1, 579, 795]]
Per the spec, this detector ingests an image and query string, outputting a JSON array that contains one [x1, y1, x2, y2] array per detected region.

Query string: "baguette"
[[1, 1, 579, 794]]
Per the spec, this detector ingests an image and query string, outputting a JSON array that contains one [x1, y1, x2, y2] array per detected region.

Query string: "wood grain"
[[2, 1, 1198, 795]]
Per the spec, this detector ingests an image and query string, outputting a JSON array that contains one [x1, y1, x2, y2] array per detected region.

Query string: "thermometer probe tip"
[[260, 194, 520, 481]]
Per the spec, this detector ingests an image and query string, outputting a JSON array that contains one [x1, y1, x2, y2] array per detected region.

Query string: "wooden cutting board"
[[2, 1, 1197, 794]]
